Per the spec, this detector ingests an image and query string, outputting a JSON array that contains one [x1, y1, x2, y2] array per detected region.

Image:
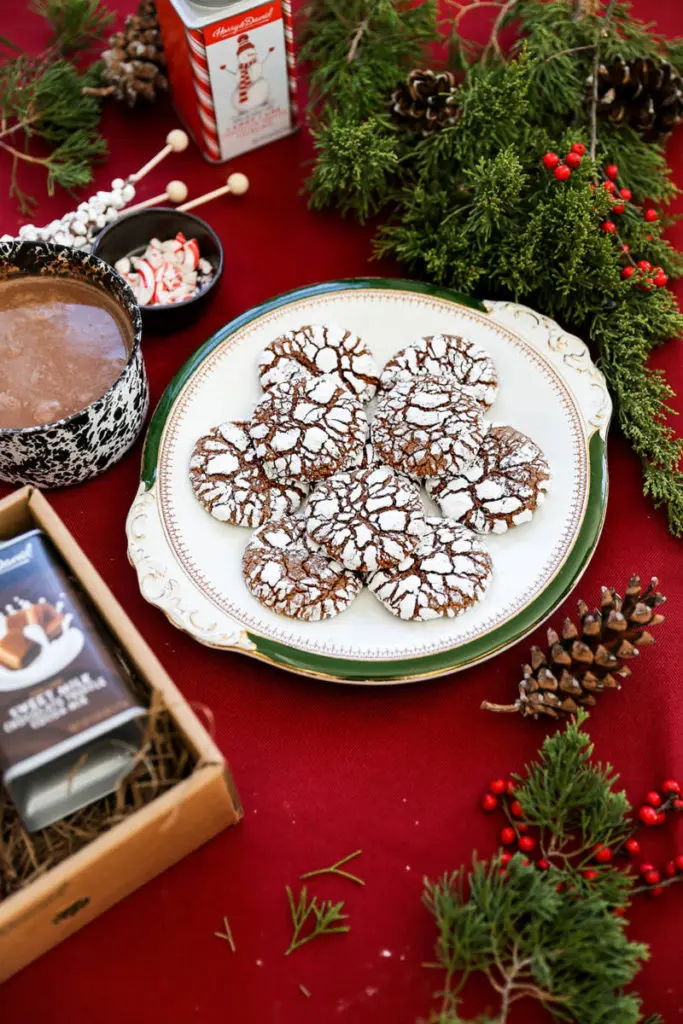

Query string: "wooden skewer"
[[177, 173, 250, 212], [123, 180, 189, 213], [128, 130, 189, 184]]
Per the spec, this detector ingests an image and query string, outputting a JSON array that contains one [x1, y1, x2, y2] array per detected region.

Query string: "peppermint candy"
[[115, 233, 214, 306]]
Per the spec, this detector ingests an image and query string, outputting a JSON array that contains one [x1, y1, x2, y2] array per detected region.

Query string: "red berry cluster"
[[622, 259, 668, 290], [480, 774, 683, 900], [595, 161, 668, 288], [601, 779, 683, 897], [542, 150, 667, 283], [632, 853, 683, 898], [542, 142, 585, 181], [637, 779, 683, 825], [599, 164, 629, 233], [481, 778, 539, 872], [481, 776, 515, 811], [597, 161, 656, 227]]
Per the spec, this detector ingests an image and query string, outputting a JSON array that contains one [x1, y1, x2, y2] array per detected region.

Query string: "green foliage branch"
[[0, 0, 112, 212], [302, 0, 683, 534], [423, 712, 652, 1023]]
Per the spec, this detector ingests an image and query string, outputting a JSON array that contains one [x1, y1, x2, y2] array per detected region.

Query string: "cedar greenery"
[[302, 0, 683, 535], [284, 885, 350, 955], [31, 0, 113, 55], [0, 0, 112, 212], [423, 711, 651, 1023], [300, 0, 438, 120]]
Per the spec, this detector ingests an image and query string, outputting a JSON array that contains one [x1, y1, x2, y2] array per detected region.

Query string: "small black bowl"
[[91, 207, 224, 333]]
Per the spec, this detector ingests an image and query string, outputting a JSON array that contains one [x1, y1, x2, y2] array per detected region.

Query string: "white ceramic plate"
[[126, 280, 611, 683]]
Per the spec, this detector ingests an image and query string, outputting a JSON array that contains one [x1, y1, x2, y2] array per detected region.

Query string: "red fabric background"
[[2, 3, 683, 1021]]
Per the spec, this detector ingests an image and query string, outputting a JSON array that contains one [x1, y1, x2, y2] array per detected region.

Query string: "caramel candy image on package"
[[0, 529, 146, 831], [0, 630, 40, 671]]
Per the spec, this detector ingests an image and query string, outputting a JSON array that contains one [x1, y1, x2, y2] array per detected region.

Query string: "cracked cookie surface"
[[306, 466, 427, 572], [189, 421, 308, 528], [258, 323, 380, 404], [342, 440, 377, 472], [242, 516, 362, 621], [372, 374, 488, 478], [367, 517, 492, 621], [249, 374, 368, 481], [426, 426, 550, 534], [380, 334, 498, 408]]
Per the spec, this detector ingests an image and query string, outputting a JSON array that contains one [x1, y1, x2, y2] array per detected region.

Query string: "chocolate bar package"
[[0, 529, 145, 831]]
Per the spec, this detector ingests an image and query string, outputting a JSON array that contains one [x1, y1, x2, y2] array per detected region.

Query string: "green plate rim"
[[139, 278, 608, 683]]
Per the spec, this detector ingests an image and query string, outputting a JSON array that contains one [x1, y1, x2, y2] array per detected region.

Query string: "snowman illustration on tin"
[[222, 33, 274, 115]]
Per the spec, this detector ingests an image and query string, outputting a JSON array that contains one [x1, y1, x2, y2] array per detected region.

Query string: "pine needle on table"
[[299, 849, 365, 886], [284, 885, 350, 955]]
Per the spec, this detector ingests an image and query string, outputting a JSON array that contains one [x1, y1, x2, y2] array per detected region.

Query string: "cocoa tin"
[[0, 529, 145, 831], [156, 0, 298, 164]]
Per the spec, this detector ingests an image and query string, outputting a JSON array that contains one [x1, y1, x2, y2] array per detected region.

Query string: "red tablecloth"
[[2, 3, 683, 1021]]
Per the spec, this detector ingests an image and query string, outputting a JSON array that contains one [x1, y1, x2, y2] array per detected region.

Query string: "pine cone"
[[585, 55, 683, 142], [102, 0, 168, 107], [575, 0, 603, 16], [390, 69, 461, 135], [482, 575, 666, 720]]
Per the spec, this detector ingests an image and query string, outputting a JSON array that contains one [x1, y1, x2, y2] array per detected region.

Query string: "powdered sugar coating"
[[306, 466, 427, 572], [189, 421, 308, 528], [367, 517, 493, 621], [372, 374, 488, 478], [242, 515, 362, 621], [249, 375, 369, 481], [381, 334, 498, 408], [258, 323, 380, 404], [426, 426, 550, 534], [342, 441, 378, 472]]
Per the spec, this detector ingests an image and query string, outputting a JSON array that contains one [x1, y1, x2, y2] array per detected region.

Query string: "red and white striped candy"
[[183, 238, 200, 270], [135, 258, 156, 305], [123, 233, 210, 306]]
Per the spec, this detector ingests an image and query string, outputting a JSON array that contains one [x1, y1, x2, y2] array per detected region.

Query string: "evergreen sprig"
[[307, 112, 402, 222], [512, 711, 632, 858], [0, 0, 110, 212], [31, 0, 113, 55], [424, 712, 650, 1023], [303, 0, 683, 534], [300, 0, 439, 120], [284, 885, 350, 955]]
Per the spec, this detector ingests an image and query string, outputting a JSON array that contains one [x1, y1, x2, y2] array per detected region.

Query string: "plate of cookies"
[[126, 279, 611, 683]]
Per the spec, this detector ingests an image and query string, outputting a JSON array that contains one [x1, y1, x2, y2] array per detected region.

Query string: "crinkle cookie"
[[242, 516, 362, 621], [249, 374, 368, 481], [189, 421, 308, 527], [306, 466, 427, 572], [380, 334, 498, 408], [372, 374, 488, 478], [426, 426, 550, 534], [258, 324, 380, 404], [342, 440, 378, 472], [367, 517, 492, 621]]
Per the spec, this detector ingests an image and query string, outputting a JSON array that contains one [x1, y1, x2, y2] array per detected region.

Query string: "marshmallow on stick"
[[0, 130, 193, 251]]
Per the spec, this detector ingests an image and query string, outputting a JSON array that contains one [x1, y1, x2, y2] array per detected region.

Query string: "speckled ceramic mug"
[[0, 241, 148, 487]]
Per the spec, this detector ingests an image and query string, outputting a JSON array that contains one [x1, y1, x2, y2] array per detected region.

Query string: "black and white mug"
[[0, 241, 148, 488]]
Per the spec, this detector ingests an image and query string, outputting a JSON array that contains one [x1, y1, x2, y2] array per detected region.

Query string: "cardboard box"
[[0, 487, 241, 982]]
